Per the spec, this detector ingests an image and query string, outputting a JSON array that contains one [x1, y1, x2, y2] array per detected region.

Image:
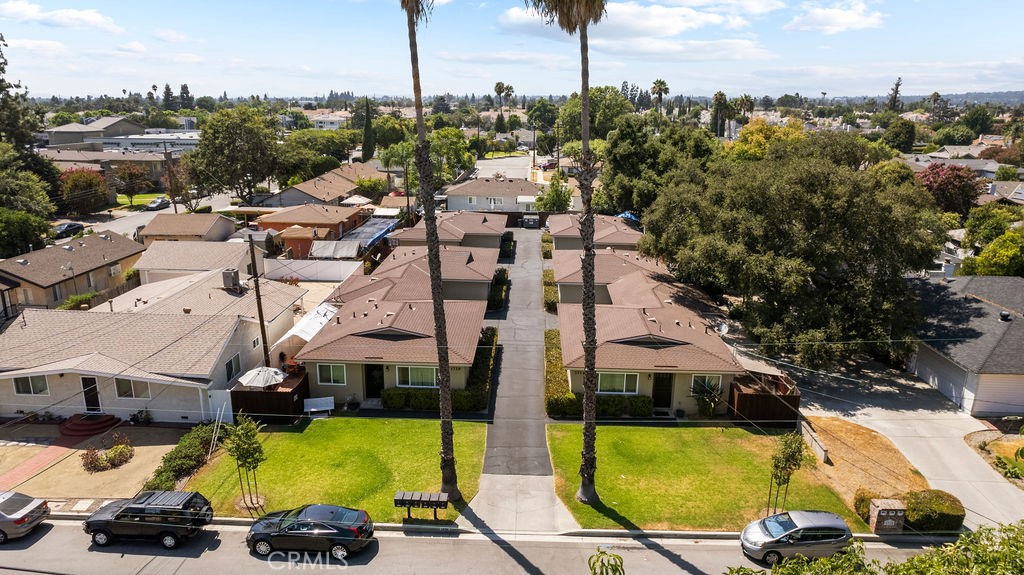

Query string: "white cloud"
[[4, 37, 64, 56], [156, 29, 190, 43], [0, 0, 122, 33], [116, 41, 146, 54], [784, 1, 885, 35], [657, 0, 785, 16], [501, 2, 727, 38], [591, 37, 774, 62]]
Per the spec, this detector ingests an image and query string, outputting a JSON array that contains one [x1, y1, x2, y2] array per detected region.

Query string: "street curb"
[[50, 512, 470, 534]]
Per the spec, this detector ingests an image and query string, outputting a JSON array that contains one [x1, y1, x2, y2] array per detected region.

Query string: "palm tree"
[[494, 81, 505, 117], [651, 79, 669, 132], [503, 84, 515, 118], [527, 0, 607, 505], [401, 0, 461, 501]]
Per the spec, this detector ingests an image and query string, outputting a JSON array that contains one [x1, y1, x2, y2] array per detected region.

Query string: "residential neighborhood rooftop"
[[132, 241, 256, 273], [551, 249, 671, 285], [0, 232, 145, 288], [140, 213, 237, 238]]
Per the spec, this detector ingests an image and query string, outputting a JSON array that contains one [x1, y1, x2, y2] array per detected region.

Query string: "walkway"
[[457, 229, 579, 534], [799, 362, 1024, 529], [0, 434, 80, 491]]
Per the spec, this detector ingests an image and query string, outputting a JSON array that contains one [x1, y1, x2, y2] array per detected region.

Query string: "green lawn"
[[547, 424, 867, 532], [186, 418, 486, 521], [483, 151, 529, 159], [116, 192, 165, 210]]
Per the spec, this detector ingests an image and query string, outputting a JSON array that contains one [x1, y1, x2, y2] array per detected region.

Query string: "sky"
[[2, 0, 1022, 101]]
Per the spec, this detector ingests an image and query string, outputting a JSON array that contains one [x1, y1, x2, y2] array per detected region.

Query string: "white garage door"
[[915, 345, 967, 409], [973, 375, 1024, 416]]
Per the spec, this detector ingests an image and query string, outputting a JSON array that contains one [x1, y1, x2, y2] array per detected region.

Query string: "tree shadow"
[[455, 502, 546, 575], [590, 501, 711, 575]]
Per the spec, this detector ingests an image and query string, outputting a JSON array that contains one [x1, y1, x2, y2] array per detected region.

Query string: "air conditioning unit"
[[222, 268, 241, 291], [108, 264, 122, 277]]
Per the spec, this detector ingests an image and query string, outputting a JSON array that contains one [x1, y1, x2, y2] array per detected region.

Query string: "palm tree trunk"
[[576, 22, 599, 506], [406, 5, 461, 502]]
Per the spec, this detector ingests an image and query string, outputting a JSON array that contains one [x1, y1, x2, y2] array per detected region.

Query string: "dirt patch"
[[805, 416, 929, 504], [966, 430, 1024, 491], [0, 444, 46, 477], [17, 427, 186, 498]]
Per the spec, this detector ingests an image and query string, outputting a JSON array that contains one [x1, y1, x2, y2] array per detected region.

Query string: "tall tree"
[[886, 77, 903, 112], [60, 168, 108, 215], [527, 0, 607, 505], [190, 106, 278, 205], [178, 84, 194, 110], [916, 163, 982, 217], [0, 207, 47, 257], [493, 81, 505, 116], [108, 162, 154, 206], [651, 78, 669, 131], [503, 84, 515, 117], [162, 83, 179, 111], [0, 142, 54, 217], [361, 99, 376, 162], [0, 34, 43, 153], [402, 0, 461, 501]]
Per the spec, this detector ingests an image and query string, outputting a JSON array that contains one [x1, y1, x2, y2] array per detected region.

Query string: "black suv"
[[83, 491, 214, 549]]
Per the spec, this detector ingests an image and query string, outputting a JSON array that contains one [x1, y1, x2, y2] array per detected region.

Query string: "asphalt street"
[[0, 520, 929, 575]]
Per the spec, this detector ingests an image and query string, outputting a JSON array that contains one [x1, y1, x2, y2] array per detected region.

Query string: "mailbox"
[[869, 499, 906, 534]]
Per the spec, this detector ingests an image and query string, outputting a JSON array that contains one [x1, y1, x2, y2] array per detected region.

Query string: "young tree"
[[223, 414, 267, 511], [535, 170, 572, 212], [108, 162, 154, 206], [916, 163, 982, 217], [0, 207, 48, 258], [190, 106, 277, 205], [528, 0, 608, 506], [402, 0, 461, 501], [767, 433, 804, 514], [60, 168, 108, 215]]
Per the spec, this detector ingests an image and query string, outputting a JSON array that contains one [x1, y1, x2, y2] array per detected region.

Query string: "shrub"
[[105, 443, 135, 468], [381, 387, 409, 410], [499, 231, 514, 258], [854, 488, 881, 522], [81, 449, 110, 473], [453, 388, 487, 412], [142, 423, 217, 490], [627, 395, 653, 418], [544, 329, 571, 416], [543, 285, 558, 313], [57, 291, 98, 310], [408, 388, 440, 411], [123, 268, 139, 281], [190, 205, 213, 213], [995, 456, 1023, 479], [903, 489, 966, 532], [487, 283, 507, 310], [467, 327, 499, 389], [542, 269, 555, 287], [546, 393, 583, 417], [541, 244, 552, 259], [596, 394, 627, 417]]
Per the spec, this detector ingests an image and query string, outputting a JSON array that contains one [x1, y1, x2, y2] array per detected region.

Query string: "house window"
[[597, 372, 639, 395], [317, 364, 347, 386], [397, 366, 438, 388], [487, 197, 503, 206], [52, 284, 63, 301], [467, 196, 476, 205], [252, 337, 260, 349], [690, 374, 723, 395], [108, 264, 122, 277], [14, 375, 48, 396], [225, 354, 241, 382], [115, 378, 151, 399], [86, 271, 95, 289]]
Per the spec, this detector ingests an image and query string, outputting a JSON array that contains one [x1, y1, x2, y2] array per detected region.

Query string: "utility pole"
[[248, 236, 271, 368]]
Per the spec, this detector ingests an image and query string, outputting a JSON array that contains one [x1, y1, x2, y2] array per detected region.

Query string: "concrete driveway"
[[798, 361, 1024, 528]]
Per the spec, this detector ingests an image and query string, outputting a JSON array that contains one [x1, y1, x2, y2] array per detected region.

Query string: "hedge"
[[499, 231, 515, 259], [382, 387, 408, 410], [541, 232, 553, 259], [854, 488, 880, 522], [544, 329, 578, 417], [904, 489, 965, 533], [487, 269, 509, 311], [143, 423, 218, 491], [627, 395, 653, 417]]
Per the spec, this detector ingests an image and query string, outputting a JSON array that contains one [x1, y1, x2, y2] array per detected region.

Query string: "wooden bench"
[[394, 490, 449, 520]]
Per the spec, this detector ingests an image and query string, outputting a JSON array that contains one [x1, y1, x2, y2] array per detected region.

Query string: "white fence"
[[264, 259, 362, 282]]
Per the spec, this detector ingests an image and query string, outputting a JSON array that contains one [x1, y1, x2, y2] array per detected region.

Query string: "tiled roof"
[[294, 299, 486, 366], [256, 204, 362, 227], [0, 308, 239, 379], [0, 232, 145, 288], [98, 270, 306, 323], [133, 241, 252, 272], [444, 177, 542, 197], [557, 304, 742, 373], [552, 249, 670, 285], [913, 276, 1024, 374], [388, 211, 506, 243], [547, 214, 642, 247], [140, 213, 235, 238]]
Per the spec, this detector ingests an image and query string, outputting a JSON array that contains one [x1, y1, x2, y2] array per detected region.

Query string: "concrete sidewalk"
[[798, 362, 1024, 528], [458, 228, 579, 534]]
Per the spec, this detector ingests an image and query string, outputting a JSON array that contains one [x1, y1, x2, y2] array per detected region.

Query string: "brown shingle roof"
[[39, 149, 164, 163], [133, 241, 251, 272], [557, 304, 742, 373], [286, 164, 384, 203], [295, 299, 486, 366], [378, 195, 414, 209], [0, 232, 145, 288], [444, 178, 542, 197], [388, 211, 506, 243], [548, 214, 642, 247], [140, 213, 235, 238], [552, 249, 670, 285], [0, 308, 239, 379], [256, 204, 362, 227]]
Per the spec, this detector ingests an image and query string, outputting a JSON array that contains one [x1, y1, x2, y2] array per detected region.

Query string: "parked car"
[[83, 490, 213, 549], [740, 510, 853, 565], [539, 159, 558, 170], [0, 491, 50, 543], [247, 504, 374, 561], [145, 197, 171, 211], [51, 222, 85, 239]]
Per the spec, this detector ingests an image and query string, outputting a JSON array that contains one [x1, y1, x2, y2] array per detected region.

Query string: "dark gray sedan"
[[0, 491, 50, 543]]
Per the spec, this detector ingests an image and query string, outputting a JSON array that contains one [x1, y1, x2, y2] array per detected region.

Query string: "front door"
[[652, 373, 673, 409], [81, 377, 101, 413], [365, 365, 384, 399]]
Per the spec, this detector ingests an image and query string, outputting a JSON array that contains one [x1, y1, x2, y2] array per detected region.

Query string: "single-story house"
[[257, 164, 385, 207], [256, 204, 366, 238], [138, 213, 237, 246], [552, 249, 671, 305], [133, 241, 264, 284], [910, 276, 1024, 416], [0, 308, 264, 422], [0, 232, 145, 310], [388, 211, 506, 248], [45, 117, 145, 146], [37, 149, 166, 181], [378, 194, 416, 215], [557, 303, 743, 415], [547, 214, 642, 251], [294, 299, 487, 404], [326, 245, 498, 304], [444, 177, 544, 213]]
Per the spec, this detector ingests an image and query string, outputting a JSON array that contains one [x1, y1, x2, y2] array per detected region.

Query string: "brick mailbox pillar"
[[869, 499, 906, 534]]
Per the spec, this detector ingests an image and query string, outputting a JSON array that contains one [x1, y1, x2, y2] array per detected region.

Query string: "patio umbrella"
[[237, 367, 285, 388]]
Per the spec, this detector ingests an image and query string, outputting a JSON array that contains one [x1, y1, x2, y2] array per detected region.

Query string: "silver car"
[[740, 510, 853, 565], [0, 491, 50, 543]]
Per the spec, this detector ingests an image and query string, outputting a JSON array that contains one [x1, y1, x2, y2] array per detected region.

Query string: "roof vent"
[[62, 245, 74, 251], [16, 259, 27, 265], [1000, 310, 1012, 322], [362, 311, 368, 317], [182, 307, 191, 314]]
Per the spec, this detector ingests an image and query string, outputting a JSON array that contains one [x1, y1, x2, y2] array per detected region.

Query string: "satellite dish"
[[716, 323, 729, 336]]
